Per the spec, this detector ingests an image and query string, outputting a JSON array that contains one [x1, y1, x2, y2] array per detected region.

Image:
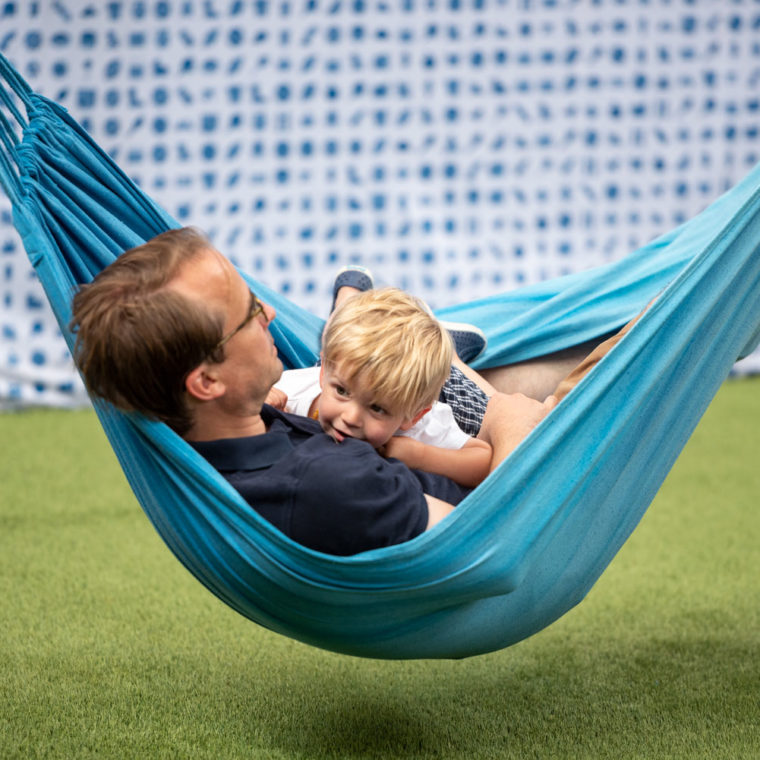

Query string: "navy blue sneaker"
[[331, 265, 374, 312], [439, 320, 487, 363]]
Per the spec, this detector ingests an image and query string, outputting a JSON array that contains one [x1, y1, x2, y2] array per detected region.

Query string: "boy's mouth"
[[328, 425, 352, 443]]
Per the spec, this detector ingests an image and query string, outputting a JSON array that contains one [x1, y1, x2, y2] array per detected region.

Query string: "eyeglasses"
[[213, 289, 267, 352]]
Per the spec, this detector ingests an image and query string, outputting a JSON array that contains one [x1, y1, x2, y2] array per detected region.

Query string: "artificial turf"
[[1, 377, 758, 759]]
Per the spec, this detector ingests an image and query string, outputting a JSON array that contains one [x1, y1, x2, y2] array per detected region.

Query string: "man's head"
[[318, 287, 453, 447], [70, 227, 280, 436]]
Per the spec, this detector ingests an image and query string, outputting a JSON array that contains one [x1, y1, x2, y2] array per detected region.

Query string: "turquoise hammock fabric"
[[2, 54, 759, 660]]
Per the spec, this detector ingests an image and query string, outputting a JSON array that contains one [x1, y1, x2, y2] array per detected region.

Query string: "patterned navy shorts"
[[438, 365, 490, 437]]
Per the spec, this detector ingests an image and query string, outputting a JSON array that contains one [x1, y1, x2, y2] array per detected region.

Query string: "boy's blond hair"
[[321, 287, 453, 419]]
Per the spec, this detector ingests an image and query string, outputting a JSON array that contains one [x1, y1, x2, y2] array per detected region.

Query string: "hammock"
[[2, 54, 759, 660]]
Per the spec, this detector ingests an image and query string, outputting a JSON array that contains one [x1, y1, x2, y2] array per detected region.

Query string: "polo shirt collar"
[[189, 411, 300, 472]]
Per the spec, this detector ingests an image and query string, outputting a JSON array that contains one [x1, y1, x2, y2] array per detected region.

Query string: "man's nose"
[[263, 301, 276, 323]]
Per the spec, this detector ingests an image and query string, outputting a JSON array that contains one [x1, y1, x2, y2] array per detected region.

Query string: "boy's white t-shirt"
[[274, 366, 470, 450]]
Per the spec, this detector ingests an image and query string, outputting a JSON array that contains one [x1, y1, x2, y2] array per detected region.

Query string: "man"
[[71, 228, 569, 555]]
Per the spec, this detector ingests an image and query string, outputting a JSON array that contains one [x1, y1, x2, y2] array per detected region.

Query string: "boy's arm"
[[264, 386, 288, 410], [382, 436, 493, 488]]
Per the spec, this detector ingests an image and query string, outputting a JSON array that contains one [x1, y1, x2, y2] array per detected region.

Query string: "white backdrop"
[[2, 0, 760, 407]]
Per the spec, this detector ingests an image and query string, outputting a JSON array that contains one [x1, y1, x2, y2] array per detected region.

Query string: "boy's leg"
[[451, 355, 499, 396], [440, 338, 605, 436], [438, 364, 491, 436]]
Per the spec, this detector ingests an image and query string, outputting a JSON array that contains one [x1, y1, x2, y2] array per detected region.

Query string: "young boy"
[[268, 287, 493, 488]]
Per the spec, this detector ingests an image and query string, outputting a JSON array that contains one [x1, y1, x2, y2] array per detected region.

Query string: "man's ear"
[[185, 363, 224, 402], [398, 405, 432, 431]]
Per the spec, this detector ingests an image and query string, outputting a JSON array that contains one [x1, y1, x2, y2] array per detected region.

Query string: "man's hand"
[[478, 392, 558, 472]]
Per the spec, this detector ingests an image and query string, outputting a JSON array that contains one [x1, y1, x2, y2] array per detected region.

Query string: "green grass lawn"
[[1, 378, 758, 759]]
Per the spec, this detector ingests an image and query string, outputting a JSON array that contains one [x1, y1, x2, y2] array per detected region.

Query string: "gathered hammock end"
[[1, 53, 759, 660]]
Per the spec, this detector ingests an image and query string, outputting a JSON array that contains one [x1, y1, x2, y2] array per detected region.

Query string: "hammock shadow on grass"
[[220, 632, 757, 758]]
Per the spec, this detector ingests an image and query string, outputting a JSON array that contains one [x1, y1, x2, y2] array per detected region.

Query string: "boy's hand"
[[380, 436, 423, 467], [265, 387, 288, 410]]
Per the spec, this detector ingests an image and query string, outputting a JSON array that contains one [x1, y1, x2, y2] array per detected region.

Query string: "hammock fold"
[[2, 54, 759, 659]]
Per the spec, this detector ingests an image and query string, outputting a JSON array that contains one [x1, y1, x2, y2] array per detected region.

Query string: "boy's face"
[[318, 364, 421, 449]]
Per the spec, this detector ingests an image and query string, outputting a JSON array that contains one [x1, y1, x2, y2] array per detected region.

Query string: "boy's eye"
[[335, 385, 349, 397], [370, 404, 387, 415]]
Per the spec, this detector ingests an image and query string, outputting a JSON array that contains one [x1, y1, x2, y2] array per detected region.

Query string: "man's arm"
[[383, 436, 492, 488], [425, 494, 455, 531]]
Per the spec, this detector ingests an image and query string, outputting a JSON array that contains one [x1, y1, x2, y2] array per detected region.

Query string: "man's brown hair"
[[70, 227, 225, 435]]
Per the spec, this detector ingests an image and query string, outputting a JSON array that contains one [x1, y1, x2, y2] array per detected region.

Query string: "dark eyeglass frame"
[[213, 289, 267, 352]]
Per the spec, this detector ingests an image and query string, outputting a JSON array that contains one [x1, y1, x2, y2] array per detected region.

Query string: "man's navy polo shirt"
[[190, 405, 471, 556]]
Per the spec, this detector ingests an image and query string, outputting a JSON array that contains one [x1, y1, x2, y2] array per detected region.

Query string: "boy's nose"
[[341, 403, 362, 427]]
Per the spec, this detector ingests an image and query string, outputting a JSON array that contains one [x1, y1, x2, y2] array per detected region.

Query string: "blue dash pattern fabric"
[[2, 0, 760, 406]]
